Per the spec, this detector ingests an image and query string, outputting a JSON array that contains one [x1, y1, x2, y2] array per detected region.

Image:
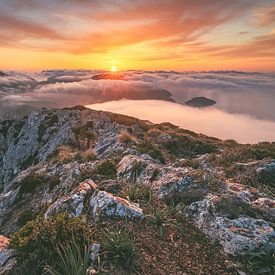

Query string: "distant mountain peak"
[[0, 71, 8, 77]]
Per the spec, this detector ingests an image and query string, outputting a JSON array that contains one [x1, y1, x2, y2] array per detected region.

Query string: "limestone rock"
[[44, 179, 97, 218], [89, 190, 143, 219], [185, 199, 275, 256]]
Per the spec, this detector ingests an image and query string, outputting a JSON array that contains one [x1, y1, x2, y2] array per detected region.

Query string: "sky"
[[0, 0, 275, 71]]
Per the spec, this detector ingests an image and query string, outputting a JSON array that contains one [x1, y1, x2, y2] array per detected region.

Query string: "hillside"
[[0, 106, 274, 274]]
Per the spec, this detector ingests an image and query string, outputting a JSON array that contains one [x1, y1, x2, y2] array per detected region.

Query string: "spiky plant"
[[46, 240, 90, 275], [100, 227, 140, 272], [148, 207, 175, 239]]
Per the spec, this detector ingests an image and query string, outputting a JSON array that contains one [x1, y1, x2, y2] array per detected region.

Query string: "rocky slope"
[[0, 106, 274, 274]]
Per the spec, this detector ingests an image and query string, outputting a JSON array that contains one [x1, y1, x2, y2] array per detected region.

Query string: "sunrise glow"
[[111, 66, 118, 72], [0, 1, 274, 71]]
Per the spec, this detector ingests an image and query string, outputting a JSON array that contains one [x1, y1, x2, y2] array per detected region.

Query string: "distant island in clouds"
[[185, 96, 216, 107]]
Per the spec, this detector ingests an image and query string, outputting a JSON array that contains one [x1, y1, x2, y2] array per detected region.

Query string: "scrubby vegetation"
[[136, 141, 165, 163], [93, 159, 117, 179], [19, 173, 44, 194], [120, 184, 154, 203], [100, 226, 140, 272], [10, 214, 92, 275]]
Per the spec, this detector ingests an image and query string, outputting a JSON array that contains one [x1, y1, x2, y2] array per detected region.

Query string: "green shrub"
[[19, 173, 44, 194], [130, 161, 146, 181], [164, 188, 207, 207], [148, 207, 175, 239], [163, 136, 217, 158], [100, 226, 140, 272], [121, 184, 153, 203], [150, 168, 160, 182], [10, 214, 92, 275], [136, 141, 165, 163], [48, 176, 61, 191], [16, 210, 36, 227], [215, 195, 259, 219], [94, 160, 117, 179]]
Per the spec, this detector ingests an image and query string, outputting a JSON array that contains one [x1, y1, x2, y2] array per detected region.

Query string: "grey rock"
[[89, 190, 143, 219], [45, 179, 97, 218], [185, 199, 275, 256]]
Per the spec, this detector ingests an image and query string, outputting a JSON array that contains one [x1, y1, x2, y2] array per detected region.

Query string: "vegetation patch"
[[137, 141, 165, 163], [120, 184, 154, 203], [93, 160, 117, 179], [164, 188, 208, 207], [10, 214, 92, 275], [163, 135, 217, 158], [19, 173, 44, 194], [215, 195, 260, 219], [100, 226, 140, 272]]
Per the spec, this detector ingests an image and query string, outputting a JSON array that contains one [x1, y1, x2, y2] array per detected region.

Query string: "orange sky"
[[0, 0, 274, 71]]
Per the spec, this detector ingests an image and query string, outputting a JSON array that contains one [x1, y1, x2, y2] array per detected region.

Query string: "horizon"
[[1, 0, 275, 71]]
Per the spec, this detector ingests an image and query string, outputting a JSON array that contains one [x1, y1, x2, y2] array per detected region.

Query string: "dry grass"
[[118, 130, 137, 144]]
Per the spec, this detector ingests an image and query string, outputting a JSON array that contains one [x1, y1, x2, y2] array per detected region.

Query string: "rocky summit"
[[0, 106, 274, 274]]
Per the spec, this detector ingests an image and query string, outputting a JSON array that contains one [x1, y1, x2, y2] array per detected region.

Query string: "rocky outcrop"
[[89, 190, 143, 219], [44, 179, 97, 219], [185, 198, 275, 256], [0, 106, 274, 270]]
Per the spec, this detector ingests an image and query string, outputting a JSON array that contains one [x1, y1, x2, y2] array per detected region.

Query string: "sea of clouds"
[[0, 69, 275, 142]]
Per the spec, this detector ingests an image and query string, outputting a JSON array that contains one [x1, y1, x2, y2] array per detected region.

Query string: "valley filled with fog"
[[1, 70, 275, 143]]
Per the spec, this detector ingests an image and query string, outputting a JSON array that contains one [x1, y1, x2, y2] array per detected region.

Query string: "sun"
[[111, 66, 118, 72]]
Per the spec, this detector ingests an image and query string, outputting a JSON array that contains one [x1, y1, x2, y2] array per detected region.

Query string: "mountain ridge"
[[0, 106, 274, 274]]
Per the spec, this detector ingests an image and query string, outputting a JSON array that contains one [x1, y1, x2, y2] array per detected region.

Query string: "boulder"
[[89, 190, 143, 219], [185, 199, 275, 256], [44, 179, 97, 218], [154, 170, 193, 199]]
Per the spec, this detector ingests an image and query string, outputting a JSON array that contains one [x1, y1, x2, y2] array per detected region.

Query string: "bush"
[[136, 141, 165, 163], [10, 214, 92, 275], [164, 188, 207, 207], [100, 226, 140, 272], [16, 210, 36, 228], [215, 195, 259, 219], [94, 160, 117, 179], [148, 207, 175, 239], [19, 173, 44, 194], [121, 184, 153, 203], [118, 130, 137, 144]]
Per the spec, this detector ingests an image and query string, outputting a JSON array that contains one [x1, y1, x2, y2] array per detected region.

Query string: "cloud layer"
[[0, 69, 274, 122]]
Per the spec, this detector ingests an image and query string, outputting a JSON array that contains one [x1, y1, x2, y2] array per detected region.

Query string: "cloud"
[[253, 3, 275, 27], [87, 99, 275, 143], [0, 70, 275, 123]]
